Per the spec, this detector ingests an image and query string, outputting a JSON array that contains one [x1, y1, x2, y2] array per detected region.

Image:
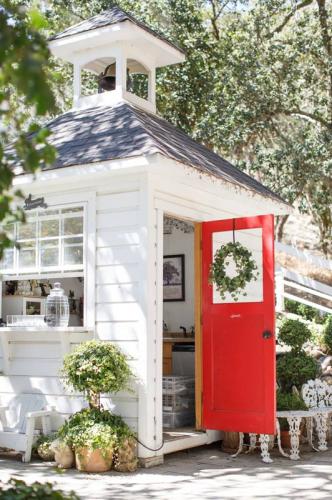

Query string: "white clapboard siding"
[[0, 376, 139, 398], [97, 211, 139, 229], [97, 228, 141, 247], [96, 245, 142, 266], [96, 264, 141, 284], [96, 283, 140, 304], [96, 303, 143, 322], [8, 342, 62, 359], [96, 191, 140, 212], [96, 321, 140, 341]]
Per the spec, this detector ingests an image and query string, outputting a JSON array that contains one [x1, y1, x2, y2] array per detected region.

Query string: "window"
[[1, 206, 84, 275]]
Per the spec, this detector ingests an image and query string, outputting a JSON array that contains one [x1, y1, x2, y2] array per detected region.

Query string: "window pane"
[[18, 221, 36, 240], [19, 242, 36, 268], [43, 209, 59, 217], [64, 237, 83, 245], [64, 244, 83, 266], [40, 239, 59, 267], [62, 207, 83, 214], [3, 224, 15, 239], [41, 219, 59, 238], [64, 217, 83, 235], [1, 249, 14, 270]]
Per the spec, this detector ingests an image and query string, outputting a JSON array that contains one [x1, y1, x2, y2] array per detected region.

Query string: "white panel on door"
[[212, 228, 263, 304]]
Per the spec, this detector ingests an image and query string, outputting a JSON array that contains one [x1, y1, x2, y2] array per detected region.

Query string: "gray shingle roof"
[[22, 102, 285, 204], [50, 6, 184, 55]]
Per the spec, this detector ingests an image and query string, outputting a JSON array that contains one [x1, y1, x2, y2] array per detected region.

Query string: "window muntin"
[[0, 206, 84, 274]]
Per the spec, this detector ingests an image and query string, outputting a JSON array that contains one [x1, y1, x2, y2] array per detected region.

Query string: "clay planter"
[[222, 431, 239, 452], [51, 440, 74, 469], [114, 438, 138, 472], [280, 430, 291, 449], [75, 447, 113, 472]]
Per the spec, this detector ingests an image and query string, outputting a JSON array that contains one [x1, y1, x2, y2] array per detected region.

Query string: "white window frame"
[[0, 191, 96, 328]]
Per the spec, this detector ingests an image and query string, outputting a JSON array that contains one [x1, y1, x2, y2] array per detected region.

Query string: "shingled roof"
[[50, 6, 184, 55], [17, 102, 285, 204]]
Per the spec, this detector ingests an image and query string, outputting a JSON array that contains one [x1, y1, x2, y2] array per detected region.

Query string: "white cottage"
[[0, 6, 291, 466]]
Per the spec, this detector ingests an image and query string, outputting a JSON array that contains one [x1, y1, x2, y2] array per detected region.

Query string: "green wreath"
[[209, 241, 258, 301]]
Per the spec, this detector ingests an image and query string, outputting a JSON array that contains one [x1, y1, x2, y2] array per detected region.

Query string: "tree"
[[15, 0, 332, 254], [0, 1, 56, 257]]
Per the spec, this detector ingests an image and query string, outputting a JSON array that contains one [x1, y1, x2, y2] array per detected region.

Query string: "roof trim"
[[49, 6, 185, 55]]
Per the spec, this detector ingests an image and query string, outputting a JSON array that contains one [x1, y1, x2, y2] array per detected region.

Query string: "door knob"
[[262, 330, 272, 339]]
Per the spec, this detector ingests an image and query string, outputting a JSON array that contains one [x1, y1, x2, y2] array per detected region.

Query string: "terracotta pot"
[[75, 447, 113, 472], [280, 430, 291, 449], [51, 440, 74, 469], [222, 432, 239, 452], [114, 438, 138, 472]]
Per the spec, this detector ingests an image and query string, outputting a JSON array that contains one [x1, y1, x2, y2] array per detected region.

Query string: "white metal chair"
[[0, 393, 58, 462], [302, 378, 332, 451]]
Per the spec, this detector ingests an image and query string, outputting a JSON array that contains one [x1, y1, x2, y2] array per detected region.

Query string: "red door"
[[202, 214, 275, 435]]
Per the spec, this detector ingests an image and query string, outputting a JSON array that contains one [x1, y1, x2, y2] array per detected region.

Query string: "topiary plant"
[[277, 351, 318, 392], [323, 315, 332, 353], [276, 390, 307, 411], [62, 340, 133, 409], [278, 318, 312, 352]]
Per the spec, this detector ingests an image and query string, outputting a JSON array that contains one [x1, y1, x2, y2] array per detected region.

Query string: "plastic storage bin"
[[163, 410, 195, 429]]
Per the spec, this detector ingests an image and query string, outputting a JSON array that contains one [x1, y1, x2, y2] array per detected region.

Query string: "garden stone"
[[321, 356, 332, 373]]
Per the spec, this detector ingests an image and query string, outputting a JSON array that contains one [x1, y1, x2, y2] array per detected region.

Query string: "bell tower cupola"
[[49, 6, 185, 113]]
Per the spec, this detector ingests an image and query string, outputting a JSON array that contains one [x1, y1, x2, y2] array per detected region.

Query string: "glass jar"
[[45, 282, 69, 327]]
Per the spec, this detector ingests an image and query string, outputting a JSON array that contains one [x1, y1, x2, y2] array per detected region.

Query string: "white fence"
[[275, 243, 332, 315]]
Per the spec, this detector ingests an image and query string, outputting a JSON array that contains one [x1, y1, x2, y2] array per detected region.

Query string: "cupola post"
[[49, 7, 185, 114]]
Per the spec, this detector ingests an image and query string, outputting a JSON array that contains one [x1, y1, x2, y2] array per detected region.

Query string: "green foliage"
[[0, 1, 56, 257], [323, 315, 332, 353], [57, 408, 135, 453], [62, 340, 133, 408], [284, 298, 300, 315], [278, 318, 312, 352], [0, 478, 78, 499], [277, 351, 318, 392], [276, 390, 307, 412], [284, 299, 327, 325], [209, 241, 258, 300]]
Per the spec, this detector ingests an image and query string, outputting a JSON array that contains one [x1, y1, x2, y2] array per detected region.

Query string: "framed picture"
[[163, 254, 185, 302]]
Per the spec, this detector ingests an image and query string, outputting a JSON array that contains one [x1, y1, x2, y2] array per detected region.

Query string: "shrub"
[[57, 408, 135, 455], [62, 340, 133, 409], [277, 351, 318, 391], [0, 479, 78, 499], [278, 318, 311, 352], [323, 315, 332, 353], [276, 390, 307, 411], [284, 298, 300, 315], [298, 303, 316, 321]]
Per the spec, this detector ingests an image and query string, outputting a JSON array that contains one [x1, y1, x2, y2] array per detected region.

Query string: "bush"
[[298, 303, 316, 321], [0, 479, 78, 499], [57, 408, 135, 455], [284, 298, 300, 315], [278, 318, 311, 351], [277, 351, 318, 391], [323, 315, 332, 353], [276, 390, 307, 411], [62, 340, 133, 409]]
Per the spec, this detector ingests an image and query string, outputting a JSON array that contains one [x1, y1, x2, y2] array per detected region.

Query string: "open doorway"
[[162, 215, 201, 436]]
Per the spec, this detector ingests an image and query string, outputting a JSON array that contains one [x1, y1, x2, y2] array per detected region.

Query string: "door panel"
[[202, 215, 275, 435]]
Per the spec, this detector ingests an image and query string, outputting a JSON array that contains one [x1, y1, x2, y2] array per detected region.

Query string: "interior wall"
[[163, 226, 195, 333]]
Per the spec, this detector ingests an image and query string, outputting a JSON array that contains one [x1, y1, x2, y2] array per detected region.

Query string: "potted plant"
[[60, 340, 134, 472], [276, 390, 307, 448], [277, 318, 318, 448], [57, 408, 136, 472]]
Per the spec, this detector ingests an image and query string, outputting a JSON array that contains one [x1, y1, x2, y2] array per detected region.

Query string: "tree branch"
[[272, 0, 314, 35], [283, 109, 332, 129], [316, 0, 332, 123]]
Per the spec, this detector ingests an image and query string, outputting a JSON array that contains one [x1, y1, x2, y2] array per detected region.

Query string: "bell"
[[98, 63, 116, 93]]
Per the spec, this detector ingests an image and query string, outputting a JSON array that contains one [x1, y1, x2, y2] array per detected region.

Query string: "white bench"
[[302, 378, 332, 451], [0, 394, 58, 462]]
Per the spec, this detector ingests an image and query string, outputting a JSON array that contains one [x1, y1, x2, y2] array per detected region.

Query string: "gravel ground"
[[1, 444, 332, 499]]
